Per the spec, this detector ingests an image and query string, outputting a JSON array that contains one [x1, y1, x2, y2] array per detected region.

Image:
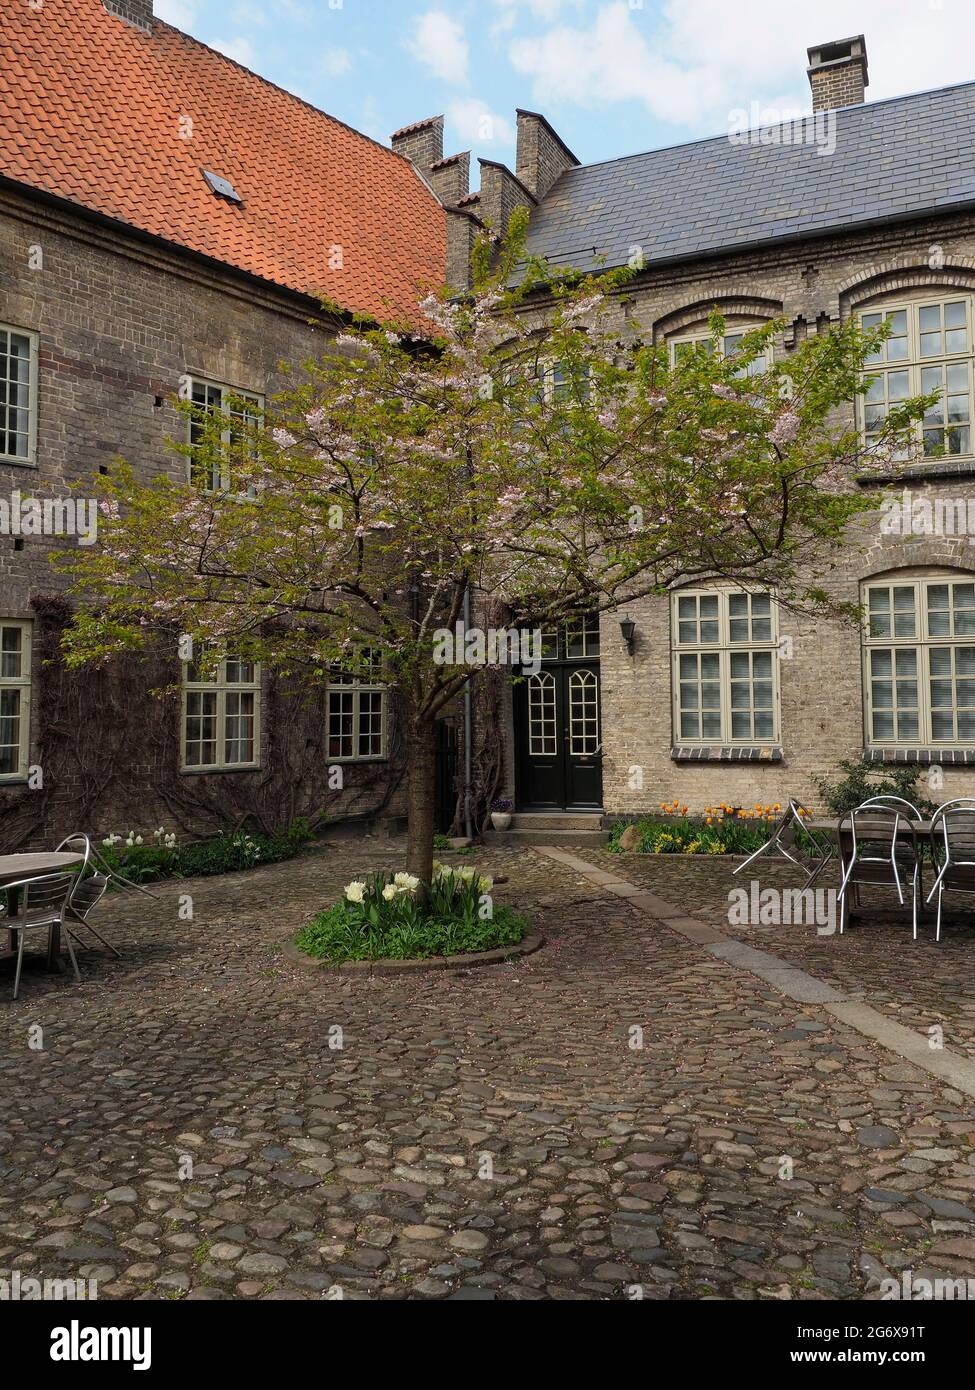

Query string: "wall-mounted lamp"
[[619, 615, 636, 655]]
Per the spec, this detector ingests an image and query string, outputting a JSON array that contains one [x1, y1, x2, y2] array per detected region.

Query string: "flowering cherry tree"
[[59, 223, 930, 884]]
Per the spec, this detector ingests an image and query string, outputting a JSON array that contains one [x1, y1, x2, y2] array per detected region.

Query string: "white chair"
[[2, 873, 80, 1000], [837, 796, 923, 937], [55, 833, 120, 958], [926, 799, 975, 942]]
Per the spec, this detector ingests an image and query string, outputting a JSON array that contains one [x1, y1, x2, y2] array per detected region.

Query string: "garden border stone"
[[283, 930, 544, 975]]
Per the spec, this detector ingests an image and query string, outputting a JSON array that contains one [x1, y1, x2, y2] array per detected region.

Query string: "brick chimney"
[[516, 110, 579, 202], [428, 152, 470, 208], [477, 159, 536, 237], [102, 0, 154, 29], [391, 116, 444, 177], [807, 35, 868, 112]]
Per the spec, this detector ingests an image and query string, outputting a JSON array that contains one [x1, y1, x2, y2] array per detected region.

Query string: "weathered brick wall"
[[586, 209, 975, 814], [0, 191, 405, 847]]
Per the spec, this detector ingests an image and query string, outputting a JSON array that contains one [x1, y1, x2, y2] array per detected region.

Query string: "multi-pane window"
[[182, 656, 261, 770], [527, 671, 557, 755], [863, 575, 975, 746], [671, 326, 769, 377], [187, 378, 263, 493], [672, 590, 778, 743], [859, 298, 973, 459], [0, 621, 31, 779], [1, 326, 38, 463], [538, 615, 601, 661], [327, 648, 387, 760]]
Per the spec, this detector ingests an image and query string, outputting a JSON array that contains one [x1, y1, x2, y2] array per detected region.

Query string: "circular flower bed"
[[294, 862, 528, 962]]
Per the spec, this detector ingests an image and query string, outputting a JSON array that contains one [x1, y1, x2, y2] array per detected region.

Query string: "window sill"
[[0, 458, 37, 469], [857, 459, 975, 486], [179, 764, 262, 776], [327, 755, 389, 765], [0, 776, 29, 786], [864, 746, 975, 765], [671, 744, 783, 763]]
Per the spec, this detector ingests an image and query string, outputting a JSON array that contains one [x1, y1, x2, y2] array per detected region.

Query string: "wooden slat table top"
[[804, 817, 934, 835], [0, 852, 83, 884]]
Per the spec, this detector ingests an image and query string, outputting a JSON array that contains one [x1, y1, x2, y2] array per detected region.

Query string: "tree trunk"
[[405, 717, 438, 885]]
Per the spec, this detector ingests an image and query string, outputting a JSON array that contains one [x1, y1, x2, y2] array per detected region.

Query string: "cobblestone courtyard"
[[2, 841, 975, 1301]]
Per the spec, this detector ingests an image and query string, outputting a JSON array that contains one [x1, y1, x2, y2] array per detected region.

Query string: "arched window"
[[862, 572, 975, 747], [858, 295, 972, 459], [670, 323, 770, 377]]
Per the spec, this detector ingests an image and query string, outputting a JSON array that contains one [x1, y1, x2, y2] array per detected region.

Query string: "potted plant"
[[490, 798, 513, 831]]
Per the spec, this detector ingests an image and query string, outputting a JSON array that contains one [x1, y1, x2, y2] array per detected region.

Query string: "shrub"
[[812, 759, 935, 817], [294, 864, 528, 961]]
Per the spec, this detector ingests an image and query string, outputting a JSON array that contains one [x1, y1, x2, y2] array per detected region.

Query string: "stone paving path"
[[1, 840, 974, 1301]]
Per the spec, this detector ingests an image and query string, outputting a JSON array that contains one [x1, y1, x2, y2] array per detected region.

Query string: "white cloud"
[[447, 98, 515, 148], [323, 47, 352, 78], [508, 0, 975, 137], [210, 35, 258, 68], [154, 0, 196, 27], [406, 10, 470, 85]]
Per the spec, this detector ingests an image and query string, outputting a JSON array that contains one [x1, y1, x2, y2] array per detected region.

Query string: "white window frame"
[[0, 620, 32, 781], [671, 589, 780, 745], [858, 295, 974, 461], [0, 324, 39, 465], [181, 656, 262, 772], [186, 376, 263, 494], [327, 649, 388, 762], [862, 572, 975, 748], [670, 322, 772, 376]]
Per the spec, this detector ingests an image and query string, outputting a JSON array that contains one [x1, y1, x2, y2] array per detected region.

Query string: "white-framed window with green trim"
[[0, 621, 31, 780], [670, 323, 771, 376], [1, 325, 39, 464], [181, 656, 261, 771], [186, 376, 263, 493], [671, 589, 779, 743], [858, 296, 973, 460], [862, 573, 975, 747], [327, 648, 387, 761]]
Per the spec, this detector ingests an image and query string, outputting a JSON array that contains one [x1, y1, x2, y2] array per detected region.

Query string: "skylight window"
[[202, 169, 242, 205]]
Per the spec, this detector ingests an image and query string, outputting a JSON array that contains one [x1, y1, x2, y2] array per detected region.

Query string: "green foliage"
[[98, 819, 314, 884], [812, 758, 936, 817], [609, 816, 765, 855], [294, 865, 527, 961]]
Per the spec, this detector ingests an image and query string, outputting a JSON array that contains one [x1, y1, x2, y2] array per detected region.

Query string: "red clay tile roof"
[[0, 0, 446, 325]]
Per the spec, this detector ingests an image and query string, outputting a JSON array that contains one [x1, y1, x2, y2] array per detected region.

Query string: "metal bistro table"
[[0, 851, 84, 969]]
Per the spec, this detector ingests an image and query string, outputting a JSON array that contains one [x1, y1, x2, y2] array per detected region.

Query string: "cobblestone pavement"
[[1, 839, 974, 1302], [583, 850, 975, 1062]]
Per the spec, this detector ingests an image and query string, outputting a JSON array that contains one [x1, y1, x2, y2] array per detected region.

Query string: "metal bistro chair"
[[926, 799, 975, 942], [837, 796, 923, 938], [733, 798, 833, 887], [55, 833, 120, 958], [2, 872, 80, 1000]]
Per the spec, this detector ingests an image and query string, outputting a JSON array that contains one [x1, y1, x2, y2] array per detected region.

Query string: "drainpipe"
[[463, 585, 474, 840]]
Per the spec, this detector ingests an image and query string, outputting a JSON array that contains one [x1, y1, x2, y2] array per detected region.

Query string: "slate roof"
[[522, 81, 975, 274], [0, 0, 446, 325]]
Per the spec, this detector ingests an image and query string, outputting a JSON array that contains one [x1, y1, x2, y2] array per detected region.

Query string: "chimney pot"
[[807, 34, 868, 112]]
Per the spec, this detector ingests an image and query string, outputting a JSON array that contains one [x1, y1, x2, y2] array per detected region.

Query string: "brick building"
[[0, 0, 445, 848], [401, 35, 975, 829]]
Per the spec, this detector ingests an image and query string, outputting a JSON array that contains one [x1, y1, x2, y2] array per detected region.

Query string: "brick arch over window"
[[652, 295, 783, 343], [851, 547, 975, 583], [840, 260, 975, 318]]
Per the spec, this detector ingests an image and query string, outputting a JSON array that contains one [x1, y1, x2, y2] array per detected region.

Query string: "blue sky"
[[155, 0, 969, 176]]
